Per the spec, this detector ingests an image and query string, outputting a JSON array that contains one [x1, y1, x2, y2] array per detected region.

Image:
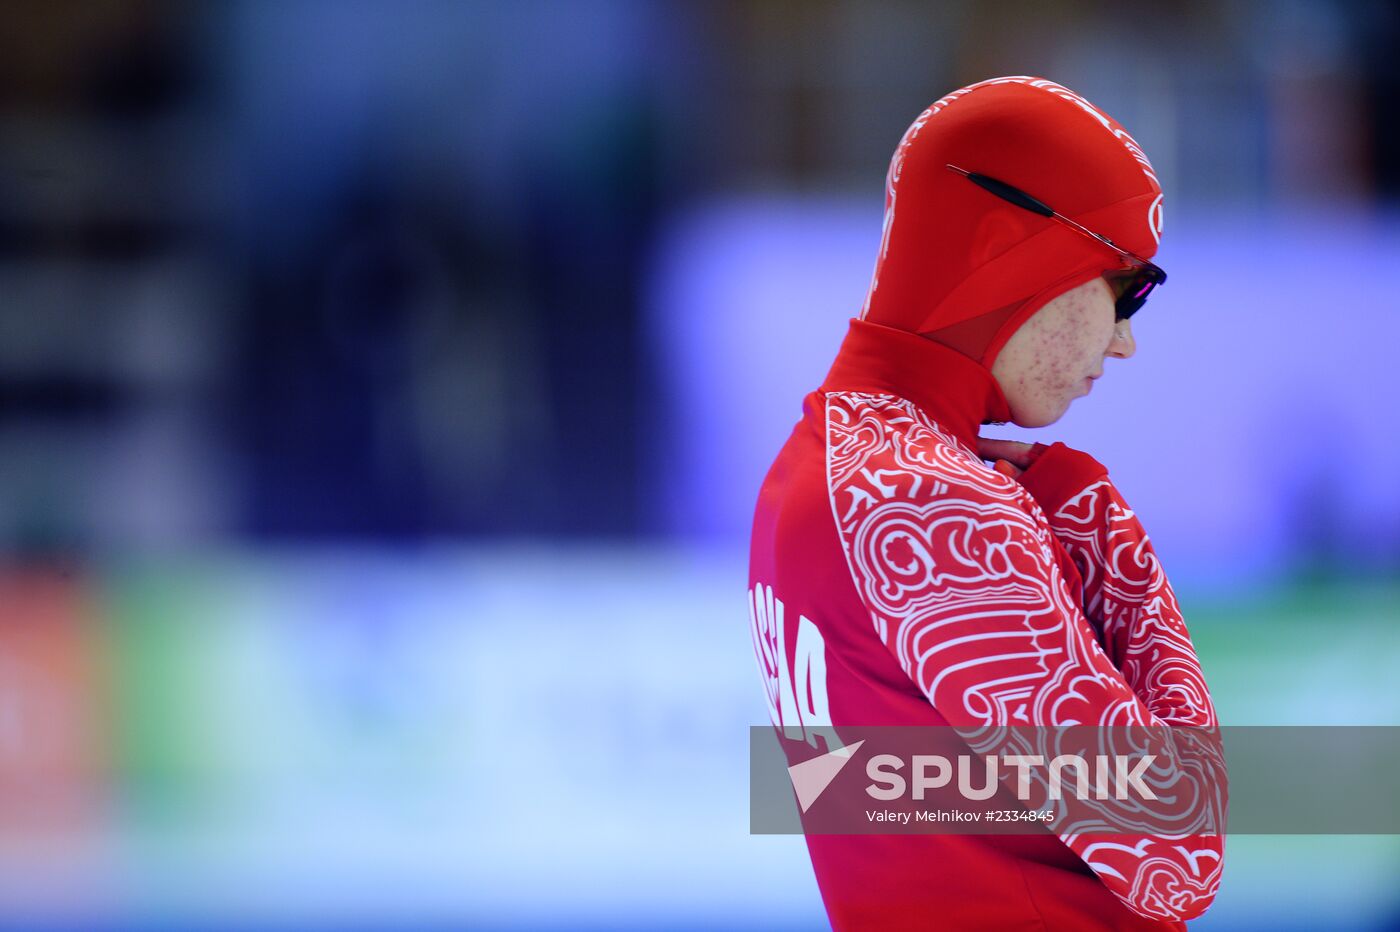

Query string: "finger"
[[976, 438, 1007, 459], [978, 438, 1037, 468], [978, 438, 1032, 457], [993, 459, 1023, 479]]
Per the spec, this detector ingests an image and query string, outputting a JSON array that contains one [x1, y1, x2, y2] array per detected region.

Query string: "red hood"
[[860, 76, 1164, 370]]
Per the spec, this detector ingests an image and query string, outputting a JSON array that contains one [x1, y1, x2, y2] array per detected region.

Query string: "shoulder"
[[821, 392, 1067, 622], [823, 390, 1021, 508], [821, 391, 1059, 577]]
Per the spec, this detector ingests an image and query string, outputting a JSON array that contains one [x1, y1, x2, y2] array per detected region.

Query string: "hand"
[[977, 437, 1041, 480]]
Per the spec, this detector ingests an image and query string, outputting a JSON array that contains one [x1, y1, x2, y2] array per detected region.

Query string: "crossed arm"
[[985, 439, 1209, 717], [828, 394, 1226, 921]]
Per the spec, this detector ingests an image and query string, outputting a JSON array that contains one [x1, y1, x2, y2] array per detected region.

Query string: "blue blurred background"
[[0, 1, 1397, 929]]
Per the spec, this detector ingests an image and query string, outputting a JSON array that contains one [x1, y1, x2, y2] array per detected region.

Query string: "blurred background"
[[0, 0, 1397, 929]]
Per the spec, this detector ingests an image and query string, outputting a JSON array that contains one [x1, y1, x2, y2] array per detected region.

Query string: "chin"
[[1010, 401, 1071, 429]]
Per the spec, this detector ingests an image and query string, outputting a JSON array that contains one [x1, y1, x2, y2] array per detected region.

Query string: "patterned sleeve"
[[825, 395, 1226, 922], [1019, 442, 1214, 725]]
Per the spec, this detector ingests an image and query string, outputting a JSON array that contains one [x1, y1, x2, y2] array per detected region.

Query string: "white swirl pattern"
[[825, 391, 1226, 922]]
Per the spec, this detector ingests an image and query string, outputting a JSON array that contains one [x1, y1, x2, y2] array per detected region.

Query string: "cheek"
[[1026, 321, 1089, 388], [1064, 305, 1114, 370]]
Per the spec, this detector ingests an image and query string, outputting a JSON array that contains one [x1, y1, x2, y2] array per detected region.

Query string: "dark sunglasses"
[[946, 163, 1166, 320]]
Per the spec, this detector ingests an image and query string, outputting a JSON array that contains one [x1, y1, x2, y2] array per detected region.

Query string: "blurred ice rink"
[[1, 551, 1397, 929]]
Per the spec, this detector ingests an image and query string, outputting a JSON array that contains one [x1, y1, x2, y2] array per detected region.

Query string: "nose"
[[1108, 318, 1136, 359]]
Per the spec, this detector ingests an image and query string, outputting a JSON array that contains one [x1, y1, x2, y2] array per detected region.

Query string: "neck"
[[819, 318, 1012, 451]]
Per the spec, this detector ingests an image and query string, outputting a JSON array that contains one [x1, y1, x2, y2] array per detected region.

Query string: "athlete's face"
[[991, 276, 1136, 428]]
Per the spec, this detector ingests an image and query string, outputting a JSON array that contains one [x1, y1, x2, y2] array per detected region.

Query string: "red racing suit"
[[748, 318, 1226, 930]]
